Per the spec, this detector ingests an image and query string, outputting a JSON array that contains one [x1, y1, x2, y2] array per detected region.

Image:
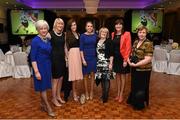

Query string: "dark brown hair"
[[85, 21, 93, 27], [114, 18, 125, 35], [66, 19, 78, 50]]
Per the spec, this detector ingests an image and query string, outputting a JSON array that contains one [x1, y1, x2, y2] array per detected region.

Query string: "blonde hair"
[[53, 18, 64, 31], [35, 20, 49, 31], [137, 25, 148, 33], [172, 42, 179, 49], [98, 27, 109, 38]]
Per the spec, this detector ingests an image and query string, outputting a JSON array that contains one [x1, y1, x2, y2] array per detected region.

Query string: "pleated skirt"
[[68, 48, 83, 81]]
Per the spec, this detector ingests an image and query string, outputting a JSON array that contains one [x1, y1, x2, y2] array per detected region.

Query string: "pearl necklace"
[[38, 35, 48, 43], [54, 30, 62, 36]]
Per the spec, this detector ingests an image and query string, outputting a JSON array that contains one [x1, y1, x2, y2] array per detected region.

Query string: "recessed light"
[[5, 2, 8, 4]]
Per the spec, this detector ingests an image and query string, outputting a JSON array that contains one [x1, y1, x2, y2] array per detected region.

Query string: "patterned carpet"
[[0, 72, 180, 119]]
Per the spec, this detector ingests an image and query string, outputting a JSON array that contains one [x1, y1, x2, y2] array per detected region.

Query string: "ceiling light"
[[83, 0, 100, 14]]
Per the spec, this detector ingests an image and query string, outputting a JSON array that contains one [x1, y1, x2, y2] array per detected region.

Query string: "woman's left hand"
[[129, 62, 137, 67], [109, 64, 113, 71], [123, 61, 127, 67]]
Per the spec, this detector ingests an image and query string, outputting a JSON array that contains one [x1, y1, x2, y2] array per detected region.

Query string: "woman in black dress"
[[111, 19, 131, 103], [50, 18, 66, 106]]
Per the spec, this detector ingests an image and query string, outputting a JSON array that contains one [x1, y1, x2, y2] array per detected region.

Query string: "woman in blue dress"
[[31, 20, 55, 117], [80, 21, 97, 100]]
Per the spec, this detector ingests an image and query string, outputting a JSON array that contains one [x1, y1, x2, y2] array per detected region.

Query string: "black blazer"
[[96, 38, 114, 59]]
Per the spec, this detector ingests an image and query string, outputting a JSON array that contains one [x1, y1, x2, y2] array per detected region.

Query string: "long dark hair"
[[114, 18, 125, 35], [66, 19, 78, 50]]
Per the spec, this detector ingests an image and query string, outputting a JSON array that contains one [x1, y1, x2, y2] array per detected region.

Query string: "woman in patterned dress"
[[127, 26, 153, 110], [96, 27, 114, 103]]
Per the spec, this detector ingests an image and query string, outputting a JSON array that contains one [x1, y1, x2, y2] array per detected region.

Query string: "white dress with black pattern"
[[95, 42, 113, 80]]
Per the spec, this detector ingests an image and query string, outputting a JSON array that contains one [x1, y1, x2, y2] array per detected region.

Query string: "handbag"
[[95, 77, 102, 86], [130, 55, 139, 64]]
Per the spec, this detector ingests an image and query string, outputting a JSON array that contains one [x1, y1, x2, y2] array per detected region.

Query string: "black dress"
[[112, 35, 130, 74], [50, 31, 66, 78]]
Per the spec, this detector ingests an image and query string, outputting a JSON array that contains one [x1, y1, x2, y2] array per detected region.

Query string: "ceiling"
[[0, 0, 161, 9], [16, 0, 161, 9], [0, 0, 179, 11]]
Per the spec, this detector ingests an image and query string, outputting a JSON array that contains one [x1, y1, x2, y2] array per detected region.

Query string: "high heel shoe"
[[47, 110, 56, 117], [90, 93, 93, 100], [40, 104, 56, 117], [85, 92, 89, 100], [85, 95, 89, 100], [73, 96, 79, 102], [57, 98, 66, 104], [51, 99, 62, 107], [115, 96, 119, 101], [118, 96, 123, 103]]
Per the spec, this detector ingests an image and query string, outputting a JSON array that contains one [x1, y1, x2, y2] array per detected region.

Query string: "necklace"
[[54, 30, 62, 36], [38, 35, 48, 43], [72, 32, 79, 39], [137, 39, 146, 48], [85, 32, 94, 35], [98, 39, 105, 46]]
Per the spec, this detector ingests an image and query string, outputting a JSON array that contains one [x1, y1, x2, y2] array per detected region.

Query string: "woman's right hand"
[[35, 71, 41, 80], [82, 60, 87, 66]]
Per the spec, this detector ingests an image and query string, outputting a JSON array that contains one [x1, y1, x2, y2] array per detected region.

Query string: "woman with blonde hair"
[[95, 27, 114, 103], [50, 18, 66, 106], [31, 20, 55, 117]]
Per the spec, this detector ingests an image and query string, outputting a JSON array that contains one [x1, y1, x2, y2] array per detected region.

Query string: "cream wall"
[[0, 6, 8, 44]]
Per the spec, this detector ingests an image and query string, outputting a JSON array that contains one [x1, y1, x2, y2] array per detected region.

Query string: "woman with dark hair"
[[127, 26, 153, 110], [80, 21, 97, 100], [66, 19, 83, 102], [111, 18, 131, 103]]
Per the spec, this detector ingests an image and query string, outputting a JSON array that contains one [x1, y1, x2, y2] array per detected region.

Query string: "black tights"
[[101, 79, 110, 103]]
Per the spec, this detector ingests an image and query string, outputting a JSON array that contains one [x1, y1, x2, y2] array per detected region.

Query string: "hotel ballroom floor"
[[0, 72, 179, 119]]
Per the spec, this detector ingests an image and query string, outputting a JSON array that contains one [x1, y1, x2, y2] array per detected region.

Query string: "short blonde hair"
[[137, 25, 148, 33], [98, 27, 109, 38], [53, 18, 64, 31], [35, 20, 49, 31]]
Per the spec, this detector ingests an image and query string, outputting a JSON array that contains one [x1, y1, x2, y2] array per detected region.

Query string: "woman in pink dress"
[[66, 19, 83, 101]]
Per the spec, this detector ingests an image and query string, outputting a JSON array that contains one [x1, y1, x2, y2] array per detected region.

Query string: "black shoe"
[[103, 100, 108, 103], [133, 104, 145, 111], [103, 98, 108, 103], [64, 97, 68, 102]]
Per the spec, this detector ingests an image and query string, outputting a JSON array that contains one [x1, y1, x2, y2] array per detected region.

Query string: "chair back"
[[0, 49, 5, 61], [169, 51, 180, 63], [170, 50, 180, 54], [13, 52, 28, 65], [10, 45, 20, 53], [153, 49, 167, 61]]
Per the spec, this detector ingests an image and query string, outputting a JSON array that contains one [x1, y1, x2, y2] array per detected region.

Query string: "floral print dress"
[[95, 41, 114, 80]]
